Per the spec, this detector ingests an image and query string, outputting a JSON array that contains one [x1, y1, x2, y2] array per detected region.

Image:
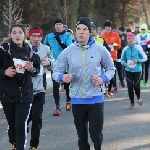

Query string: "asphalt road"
[[0, 78, 150, 150]]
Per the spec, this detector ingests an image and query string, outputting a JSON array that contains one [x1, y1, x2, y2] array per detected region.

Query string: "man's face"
[[24, 27, 30, 38], [105, 26, 111, 33], [90, 27, 97, 37], [127, 38, 134, 46], [76, 24, 90, 45], [55, 23, 64, 32], [135, 27, 139, 32], [30, 33, 42, 47], [118, 30, 123, 35], [141, 28, 146, 34]]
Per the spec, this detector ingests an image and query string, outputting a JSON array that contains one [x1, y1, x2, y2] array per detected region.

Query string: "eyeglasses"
[[141, 29, 145, 30]]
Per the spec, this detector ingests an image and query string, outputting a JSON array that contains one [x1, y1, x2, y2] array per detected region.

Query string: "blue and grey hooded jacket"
[[28, 42, 55, 94], [52, 37, 115, 104], [121, 44, 147, 72]]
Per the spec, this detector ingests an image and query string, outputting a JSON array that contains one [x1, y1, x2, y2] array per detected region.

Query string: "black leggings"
[[1, 102, 31, 150], [115, 62, 124, 82], [141, 60, 149, 83], [72, 103, 103, 150], [125, 71, 141, 104], [51, 72, 70, 106]]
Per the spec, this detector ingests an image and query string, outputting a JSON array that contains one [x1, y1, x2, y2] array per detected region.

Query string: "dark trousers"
[[51, 72, 70, 106], [27, 92, 45, 148], [125, 71, 141, 104], [1, 102, 31, 150], [141, 60, 149, 83], [72, 103, 104, 150], [115, 62, 124, 82]]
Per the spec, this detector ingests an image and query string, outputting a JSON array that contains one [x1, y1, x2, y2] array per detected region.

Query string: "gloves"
[[113, 43, 118, 47]]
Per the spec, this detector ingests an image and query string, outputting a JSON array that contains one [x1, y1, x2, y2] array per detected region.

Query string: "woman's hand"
[[24, 62, 33, 72], [5, 66, 16, 77]]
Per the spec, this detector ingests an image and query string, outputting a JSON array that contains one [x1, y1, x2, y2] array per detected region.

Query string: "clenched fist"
[[91, 75, 103, 86], [63, 73, 74, 83]]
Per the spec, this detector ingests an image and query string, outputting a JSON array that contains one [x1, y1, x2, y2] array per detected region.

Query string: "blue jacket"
[[43, 31, 72, 60], [121, 44, 147, 72]]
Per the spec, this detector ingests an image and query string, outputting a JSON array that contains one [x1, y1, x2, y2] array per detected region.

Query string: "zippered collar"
[[75, 36, 95, 48]]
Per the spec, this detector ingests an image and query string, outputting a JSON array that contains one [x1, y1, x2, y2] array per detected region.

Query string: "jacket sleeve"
[[46, 45, 55, 71], [0, 48, 6, 79], [65, 33, 73, 46], [116, 33, 121, 50], [52, 49, 68, 82], [43, 35, 48, 45], [121, 47, 127, 65], [100, 46, 115, 82], [136, 45, 147, 63]]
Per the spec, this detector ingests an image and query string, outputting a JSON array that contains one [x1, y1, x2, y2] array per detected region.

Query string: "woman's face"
[[10, 27, 25, 47]]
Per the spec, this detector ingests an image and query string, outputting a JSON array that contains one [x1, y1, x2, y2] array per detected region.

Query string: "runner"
[[135, 24, 150, 88], [116, 26, 127, 87], [101, 20, 121, 97], [52, 17, 115, 150], [43, 18, 73, 115], [0, 24, 40, 150], [27, 26, 54, 150], [121, 33, 147, 109]]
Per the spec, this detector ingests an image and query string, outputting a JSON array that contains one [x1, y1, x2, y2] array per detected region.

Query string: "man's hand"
[[63, 73, 74, 83], [41, 57, 50, 66], [91, 75, 103, 86], [5, 66, 16, 77], [24, 62, 33, 72]]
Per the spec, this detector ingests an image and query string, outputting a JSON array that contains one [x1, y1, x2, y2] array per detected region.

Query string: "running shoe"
[[129, 103, 134, 109], [121, 81, 125, 87], [11, 144, 16, 150], [138, 97, 143, 106], [112, 87, 117, 93], [66, 101, 71, 111], [143, 83, 148, 88], [53, 108, 62, 116], [140, 80, 144, 87], [107, 92, 113, 97], [29, 147, 37, 150]]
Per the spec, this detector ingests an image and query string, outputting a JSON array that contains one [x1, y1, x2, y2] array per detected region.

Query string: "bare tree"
[[140, 0, 150, 27], [3, 0, 23, 30]]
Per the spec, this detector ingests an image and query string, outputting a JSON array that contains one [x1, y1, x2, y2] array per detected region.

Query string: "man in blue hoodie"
[[44, 18, 72, 115], [53, 17, 115, 150]]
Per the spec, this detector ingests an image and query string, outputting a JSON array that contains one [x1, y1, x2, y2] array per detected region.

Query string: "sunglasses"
[[141, 29, 145, 30]]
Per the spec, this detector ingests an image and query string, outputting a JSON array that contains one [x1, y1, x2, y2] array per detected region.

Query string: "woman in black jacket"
[[0, 24, 40, 150]]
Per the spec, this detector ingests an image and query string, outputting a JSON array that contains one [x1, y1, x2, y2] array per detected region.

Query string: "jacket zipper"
[[130, 47, 132, 71], [82, 46, 85, 101]]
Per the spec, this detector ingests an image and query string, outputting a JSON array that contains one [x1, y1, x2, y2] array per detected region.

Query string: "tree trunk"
[[0, 0, 6, 41]]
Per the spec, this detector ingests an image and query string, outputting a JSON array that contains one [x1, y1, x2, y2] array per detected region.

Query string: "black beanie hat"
[[76, 17, 91, 32], [55, 18, 63, 24], [104, 20, 112, 27], [119, 26, 125, 31]]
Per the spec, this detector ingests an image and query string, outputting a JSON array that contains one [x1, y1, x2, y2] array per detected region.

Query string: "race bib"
[[13, 58, 28, 74], [127, 60, 136, 68], [38, 64, 44, 75], [140, 40, 147, 45], [108, 45, 114, 51]]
